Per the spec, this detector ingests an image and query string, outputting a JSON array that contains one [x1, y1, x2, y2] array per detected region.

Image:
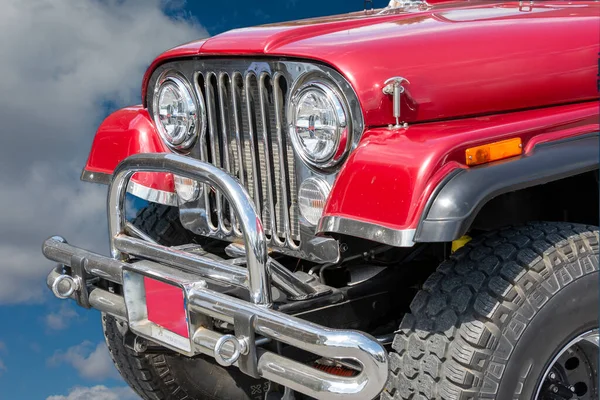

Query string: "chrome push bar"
[[109, 153, 273, 305], [43, 153, 389, 400]]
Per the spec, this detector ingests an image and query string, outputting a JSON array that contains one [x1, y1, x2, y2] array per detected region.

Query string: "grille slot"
[[198, 69, 300, 247]]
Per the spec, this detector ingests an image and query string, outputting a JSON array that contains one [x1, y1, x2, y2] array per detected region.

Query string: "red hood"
[[144, 1, 600, 125]]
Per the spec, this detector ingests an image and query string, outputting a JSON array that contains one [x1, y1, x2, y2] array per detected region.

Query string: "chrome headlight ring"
[[152, 70, 206, 152], [288, 79, 352, 170]]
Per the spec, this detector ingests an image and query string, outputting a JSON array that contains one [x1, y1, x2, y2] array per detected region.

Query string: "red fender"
[[84, 102, 598, 238], [82, 106, 175, 205], [319, 102, 599, 244]]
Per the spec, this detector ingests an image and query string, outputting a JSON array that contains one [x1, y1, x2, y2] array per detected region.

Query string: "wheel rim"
[[535, 329, 599, 400]]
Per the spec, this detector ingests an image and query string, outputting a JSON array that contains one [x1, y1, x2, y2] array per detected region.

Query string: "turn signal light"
[[465, 137, 522, 166]]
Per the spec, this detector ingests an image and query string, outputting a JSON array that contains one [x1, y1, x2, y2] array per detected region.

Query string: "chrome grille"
[[197, 69, 300, 247]]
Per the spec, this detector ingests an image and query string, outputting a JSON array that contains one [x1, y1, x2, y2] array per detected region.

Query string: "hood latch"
[[383, 77, 410, 129]]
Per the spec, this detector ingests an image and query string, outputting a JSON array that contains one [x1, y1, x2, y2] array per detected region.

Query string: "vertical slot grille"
[[198, 69, 300, 247]]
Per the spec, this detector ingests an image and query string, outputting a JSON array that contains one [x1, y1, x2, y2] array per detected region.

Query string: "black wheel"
[[382, 222, 599, 400], [104, 203, 268, 400]]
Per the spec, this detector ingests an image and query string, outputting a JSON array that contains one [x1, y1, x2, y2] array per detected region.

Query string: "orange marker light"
[[465, 137, 522, 166]]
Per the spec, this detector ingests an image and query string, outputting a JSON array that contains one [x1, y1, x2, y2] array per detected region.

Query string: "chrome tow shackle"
[[214, 334, 250, 367], [51, 273, 81, 299]]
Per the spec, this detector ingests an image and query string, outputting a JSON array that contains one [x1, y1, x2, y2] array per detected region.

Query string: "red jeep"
[[43, 1, 599, 399]]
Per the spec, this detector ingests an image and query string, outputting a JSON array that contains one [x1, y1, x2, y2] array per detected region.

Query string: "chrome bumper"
[[43, 153, 388, 400]]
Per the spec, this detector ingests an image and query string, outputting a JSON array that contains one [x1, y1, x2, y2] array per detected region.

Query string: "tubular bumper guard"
[[43, 153, 388, 400]]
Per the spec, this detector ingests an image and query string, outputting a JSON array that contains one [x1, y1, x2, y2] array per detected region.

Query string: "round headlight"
[[153, 72, 202, 151], [289, 82, 349, 169]]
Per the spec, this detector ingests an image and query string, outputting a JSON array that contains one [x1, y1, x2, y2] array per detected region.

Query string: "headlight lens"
[[290, 82, 349, 169], [153, 72, 201, 151]]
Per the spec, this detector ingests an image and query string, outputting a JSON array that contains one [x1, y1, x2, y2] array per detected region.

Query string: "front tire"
[[383, 222, 599, 400]]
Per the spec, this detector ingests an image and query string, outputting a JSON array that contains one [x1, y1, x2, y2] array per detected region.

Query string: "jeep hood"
[[147, 1, 600, 125]]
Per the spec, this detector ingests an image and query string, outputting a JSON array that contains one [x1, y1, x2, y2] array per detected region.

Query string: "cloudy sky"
[[0, 0, 386, 398]]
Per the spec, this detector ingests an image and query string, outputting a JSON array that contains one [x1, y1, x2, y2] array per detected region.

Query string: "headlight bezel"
[[288, 77, 353, 171], [152, 70, 205, 152]]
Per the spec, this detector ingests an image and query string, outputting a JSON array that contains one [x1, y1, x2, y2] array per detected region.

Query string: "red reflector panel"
[[144, 277, 189, 338]]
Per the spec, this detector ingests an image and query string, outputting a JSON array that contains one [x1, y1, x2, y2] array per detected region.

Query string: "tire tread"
[[384, 222, 599, 400]]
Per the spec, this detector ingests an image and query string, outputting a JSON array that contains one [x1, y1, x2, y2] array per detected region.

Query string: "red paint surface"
[[83, 106, 174, 193], [323, 102, 599, 231], [86, 1, 599, 229], [142, 1, 599, 126], [144, 277, 189, 338]]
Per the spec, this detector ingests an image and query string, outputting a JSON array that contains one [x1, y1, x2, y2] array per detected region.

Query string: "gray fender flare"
[[414, 134, 599, 243]]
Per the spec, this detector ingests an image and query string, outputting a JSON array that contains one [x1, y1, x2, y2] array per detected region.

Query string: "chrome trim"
[[191, 71, 214, 236], [231, 72, 246, 237], [218, 72, 234, 235], [245, 73, 263, 221], [126, 180, 177, 207], [46, 266, 127, 320], [274, 72, 295, 248], [116, 234, 326, 302], [43, 237, 388, 400], [129, 260, 388, 400], [152, 70, 205, 151], [385, 0, 428, 10], [317, 216, 416, 248], [42, 238, 125, 285], [288, 80, 351, 170], [80, 169, 111, 185], [109, 153, 272, 305], [259, 72, 282, 245], [114, 233, 249, 289], [89, 288, 127, 321], [109, 154, 330, 305], [205, 72, 224, 233]]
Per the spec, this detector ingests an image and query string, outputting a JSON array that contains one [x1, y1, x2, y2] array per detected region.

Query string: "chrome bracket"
[[383, 77, 410, 129]]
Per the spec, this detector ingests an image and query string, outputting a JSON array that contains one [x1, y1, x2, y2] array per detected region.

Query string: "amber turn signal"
[[465, 137, 522, 166]]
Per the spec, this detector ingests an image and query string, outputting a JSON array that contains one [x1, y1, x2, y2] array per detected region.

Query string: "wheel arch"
[[414, 133, 599, 243]]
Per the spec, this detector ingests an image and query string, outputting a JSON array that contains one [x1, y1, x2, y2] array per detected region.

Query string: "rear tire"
[[382, 222, 599, 400], [104, 203, 268, 400]]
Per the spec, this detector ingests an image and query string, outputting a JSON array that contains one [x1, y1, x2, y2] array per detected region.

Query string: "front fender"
[[82, 106, 176, 206], [318, 102, 599, 246]]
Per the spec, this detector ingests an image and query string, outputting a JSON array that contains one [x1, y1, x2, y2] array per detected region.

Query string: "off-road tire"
[[130, 202, 196, 247], [382, 222, 599, 400], [104, 203, 268, 400], [103, 315, 268, 400]]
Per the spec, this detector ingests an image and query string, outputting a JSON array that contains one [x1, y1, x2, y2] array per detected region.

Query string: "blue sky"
[[0, 0, 388, 399]]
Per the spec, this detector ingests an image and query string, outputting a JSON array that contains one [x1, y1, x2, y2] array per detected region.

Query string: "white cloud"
[[0, 0, 207, 304], [45, 303, 80, 331], [46, 385, 138, 400], [48, 341, 119, 381]]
